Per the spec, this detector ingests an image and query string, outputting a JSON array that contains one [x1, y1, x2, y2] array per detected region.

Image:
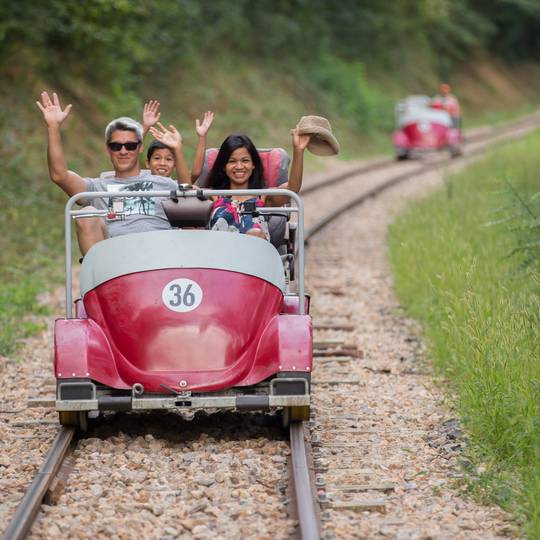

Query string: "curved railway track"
[[3, 111, 540, 540], [302, 110, 540, 237]]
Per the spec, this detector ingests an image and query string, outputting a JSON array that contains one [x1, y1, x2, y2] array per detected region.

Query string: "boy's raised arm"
[[191, 111, 215, 182]]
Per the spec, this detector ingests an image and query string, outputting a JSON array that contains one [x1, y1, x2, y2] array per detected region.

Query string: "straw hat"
[[297, 115, 340, 156]]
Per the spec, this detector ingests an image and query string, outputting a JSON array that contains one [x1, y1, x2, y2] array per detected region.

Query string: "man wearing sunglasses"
[[37, 91, 180, 255]]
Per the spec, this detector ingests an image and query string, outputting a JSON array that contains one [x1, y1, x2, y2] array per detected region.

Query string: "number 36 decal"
[[162, 279, 203, 312]]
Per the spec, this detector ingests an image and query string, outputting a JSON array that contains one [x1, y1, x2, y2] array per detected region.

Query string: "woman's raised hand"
[[195, 111, 215, 137], [291, 126, 311, 152], [149, 122, 182, 148], [142, 100, 161, 130], [36, 91, 72, 127]]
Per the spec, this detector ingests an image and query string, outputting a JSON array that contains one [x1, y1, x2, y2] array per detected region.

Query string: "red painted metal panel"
[[401, 122, 449, 149], [241, 314, 312, 385], [392, 130, 411, 149], [447, 127, 463, 146], [74, 298, 87, 318], [54, 318, 128, 388], [393, 122, 465, 152], [81, 268, 284, 392]]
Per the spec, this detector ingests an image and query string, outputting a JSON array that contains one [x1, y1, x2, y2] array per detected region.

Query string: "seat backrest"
[[196, 148, 290, 188], [162, 197, 214, 228]]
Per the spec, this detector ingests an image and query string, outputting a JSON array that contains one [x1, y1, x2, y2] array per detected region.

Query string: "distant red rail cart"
[[392, 95, 462, 160]]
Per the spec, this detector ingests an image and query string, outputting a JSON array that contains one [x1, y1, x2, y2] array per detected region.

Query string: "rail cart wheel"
[[449, 145, 462, 158], [395, 148, 409, 161], [59, 411, 88, 431], [282, 406, 310, 428]]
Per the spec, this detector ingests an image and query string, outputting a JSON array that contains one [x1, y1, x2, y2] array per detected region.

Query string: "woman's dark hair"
[[207, 134, 265, 190], [147, 140, 171, 161]]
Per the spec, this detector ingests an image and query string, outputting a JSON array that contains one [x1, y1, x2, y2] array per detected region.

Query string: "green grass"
[[465, 101, 540, 129], [0, 181, 65, 355], [0, 91, 78, 356], [388, 132, 540, 536]]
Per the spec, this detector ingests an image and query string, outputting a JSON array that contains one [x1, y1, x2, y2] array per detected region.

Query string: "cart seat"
[[196, 147, 290, 188]]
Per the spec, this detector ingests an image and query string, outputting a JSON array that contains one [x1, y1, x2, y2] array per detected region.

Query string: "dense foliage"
[[3, 1, 540, 92], [471, 0, 540, 60]]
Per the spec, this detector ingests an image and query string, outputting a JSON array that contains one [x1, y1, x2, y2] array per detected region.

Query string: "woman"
[[206, 129, 310, 239]]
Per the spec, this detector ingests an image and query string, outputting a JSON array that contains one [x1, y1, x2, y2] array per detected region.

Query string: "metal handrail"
[[64, 188, 304, 317]]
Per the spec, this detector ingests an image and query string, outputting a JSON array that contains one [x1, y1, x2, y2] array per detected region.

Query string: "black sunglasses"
[[108, 141, 141, 152]]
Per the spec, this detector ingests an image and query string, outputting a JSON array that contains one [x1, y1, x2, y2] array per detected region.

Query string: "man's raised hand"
[[36, 91, 72, 127], [142, 100, 161, 131]]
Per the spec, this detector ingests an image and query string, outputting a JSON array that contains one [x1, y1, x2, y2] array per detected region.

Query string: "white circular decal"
[[162, 279, 203, 313]]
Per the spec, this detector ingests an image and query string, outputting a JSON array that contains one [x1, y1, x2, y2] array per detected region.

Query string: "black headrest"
[[161, 198, 213, 228]]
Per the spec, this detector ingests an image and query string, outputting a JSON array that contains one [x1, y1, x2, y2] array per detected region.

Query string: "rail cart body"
[[392, 95, 463, 159], [54, 186, 311, 429]]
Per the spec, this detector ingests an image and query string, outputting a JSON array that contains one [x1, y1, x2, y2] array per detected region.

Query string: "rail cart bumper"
[[53, 375, 309, 412], [56, 394, 309, 412]]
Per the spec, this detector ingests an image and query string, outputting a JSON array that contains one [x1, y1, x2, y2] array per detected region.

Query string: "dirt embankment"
[[455, 56, 540, 118]]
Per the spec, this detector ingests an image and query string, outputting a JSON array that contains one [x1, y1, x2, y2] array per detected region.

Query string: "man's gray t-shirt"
[[83, 172, 177, 237]]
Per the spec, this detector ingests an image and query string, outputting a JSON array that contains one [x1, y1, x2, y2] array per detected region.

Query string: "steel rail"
[[290, 422, 320, 540], [301, 158, 391, 195], [2, 427, 75, 540]]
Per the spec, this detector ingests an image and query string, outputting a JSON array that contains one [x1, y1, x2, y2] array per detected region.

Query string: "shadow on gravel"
[[83, 410, 287, 444]]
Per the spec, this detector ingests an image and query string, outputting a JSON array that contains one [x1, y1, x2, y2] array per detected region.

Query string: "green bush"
[[307, 55, 394, 133]]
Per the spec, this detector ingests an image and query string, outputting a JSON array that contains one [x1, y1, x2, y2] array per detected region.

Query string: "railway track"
[[296, 111, 538, 538], [2, 429, 75, 540], [3, 111, 538, 540], [3, 422, 319, 540]]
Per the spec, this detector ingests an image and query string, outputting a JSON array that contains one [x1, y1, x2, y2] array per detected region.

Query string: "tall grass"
[[388, 133, 540, 536]]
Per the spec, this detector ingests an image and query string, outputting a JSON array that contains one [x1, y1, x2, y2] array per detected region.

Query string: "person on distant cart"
[[434, 83, 461, 128]]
